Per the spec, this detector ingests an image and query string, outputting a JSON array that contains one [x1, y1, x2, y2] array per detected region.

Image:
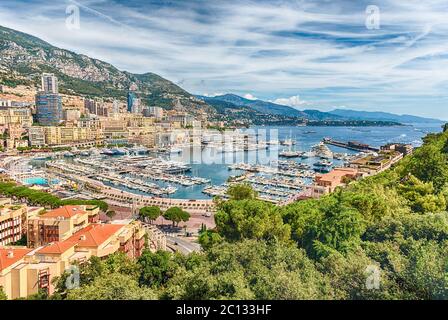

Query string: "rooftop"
[[40, 205, 87, 219], [0, 248, 32, 272], [65, 223, 125, 248], [316, 167, 358, 183], [37, 241, 77, 255]]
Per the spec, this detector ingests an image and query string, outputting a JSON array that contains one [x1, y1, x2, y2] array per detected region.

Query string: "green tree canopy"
[[398, 175, 446, 213], [139, 206, 162, 223], [163, 207, 190, 226], [66, 273, 157, 300], [198, 229, 223, 250], [403, 143, 448, 192], [215, 199, 291, 242], [227, 183, 258, 200], [138, 250, 179, 288], [163, 240, 334, 300], [0, 286, 7, 300]]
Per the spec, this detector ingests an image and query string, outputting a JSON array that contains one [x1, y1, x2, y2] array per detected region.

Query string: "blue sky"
[[1, 0, 448, 119]]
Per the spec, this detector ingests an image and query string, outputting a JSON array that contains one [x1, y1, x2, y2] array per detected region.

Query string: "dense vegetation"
[[16, 129, 448, 300], [0, 182, 108, 211]]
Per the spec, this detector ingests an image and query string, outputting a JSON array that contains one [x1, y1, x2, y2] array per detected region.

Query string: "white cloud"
[[0, 0, 448, 119], [273, 95, 307, 108], [243, 94, 258, 100], [202, 92, 224, 97]]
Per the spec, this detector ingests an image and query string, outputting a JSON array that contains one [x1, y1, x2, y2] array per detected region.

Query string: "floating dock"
[[322, 138, 380, 152]]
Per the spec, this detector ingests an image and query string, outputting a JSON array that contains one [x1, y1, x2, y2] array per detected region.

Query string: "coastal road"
[[166, 235, 201, 254]]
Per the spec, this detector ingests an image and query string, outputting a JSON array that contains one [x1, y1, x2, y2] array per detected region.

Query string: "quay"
[[322, 138, 380, 152]]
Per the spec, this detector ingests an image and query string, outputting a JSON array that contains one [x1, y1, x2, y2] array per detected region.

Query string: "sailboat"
[[280, 129, 297, 146]]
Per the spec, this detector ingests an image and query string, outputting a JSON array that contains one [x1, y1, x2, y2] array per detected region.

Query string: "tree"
[[66, 273, 156, 300], [163, 207, 190, 227], [398, 175, 446, 213], [300, 191, 366, 258], [364, 212, 448, 243], [139, 206, 161, 224], [163, 240, 334, 300], [198, 229, 223, 250], [227, 183, 258, 200], [106, 210, 116, 219], [104, 252, 140, 279], [318, 249, 400, 300], [0, 286, 7, 300], [138, 250, 179, 288], [404, 144, 448, 192], [214, 199, 290, 242]]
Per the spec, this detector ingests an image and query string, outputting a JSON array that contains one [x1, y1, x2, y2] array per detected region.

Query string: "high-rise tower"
[[35, 74, 62, 126]]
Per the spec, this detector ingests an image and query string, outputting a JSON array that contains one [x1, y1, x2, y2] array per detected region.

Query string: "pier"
[[322, 138, 380, 152]]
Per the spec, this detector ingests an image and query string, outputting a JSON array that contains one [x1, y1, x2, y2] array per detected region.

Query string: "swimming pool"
[[23, 177, 60, 186]]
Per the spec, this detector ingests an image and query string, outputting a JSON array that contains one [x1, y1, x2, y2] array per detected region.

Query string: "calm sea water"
[[164, 123, 443, 199]]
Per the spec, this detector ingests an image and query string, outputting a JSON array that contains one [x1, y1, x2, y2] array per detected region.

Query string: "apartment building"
[[28, 127, 46, 147], [27, 205, 99, 248], [0, 107, 33, 127], [63, 109, 81, 122], [0, 199, 26, 246], [0, 205, 148, 299], [27, 206, 146, 258], [0, 225, 149, 301], [27, 126, 104, 146]]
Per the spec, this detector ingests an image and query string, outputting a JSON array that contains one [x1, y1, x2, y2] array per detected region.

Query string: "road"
[[166, 235, 201, 254]]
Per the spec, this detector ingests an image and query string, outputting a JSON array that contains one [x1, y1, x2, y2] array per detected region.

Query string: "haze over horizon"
[[0, 0, 447, 120]]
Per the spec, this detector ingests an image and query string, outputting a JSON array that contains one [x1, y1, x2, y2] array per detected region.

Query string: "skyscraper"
[[41, 73, 58, 94], [127, 91, 136, 113], [35, 74, 63, 126], [35, 93, 63, 126], [84, 99, 97, 114]]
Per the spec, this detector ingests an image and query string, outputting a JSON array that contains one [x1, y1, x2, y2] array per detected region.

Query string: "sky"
[[0, 0, 447, 119]]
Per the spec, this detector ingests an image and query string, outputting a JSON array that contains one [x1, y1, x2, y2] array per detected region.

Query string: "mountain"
[[0, 25, 213, 115], [200, 94, 306, 117], [301, 109, 344, 121], [197, 94, 347, 121], [329, 109, 443, 124]]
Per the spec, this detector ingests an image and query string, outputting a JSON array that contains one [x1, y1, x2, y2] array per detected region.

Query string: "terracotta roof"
[[0, 248, 32, 271], [37, 241, 77, 255], [316, 168, 358, 182], [40, 206, 87, 219], [65, 224, 125, 248]]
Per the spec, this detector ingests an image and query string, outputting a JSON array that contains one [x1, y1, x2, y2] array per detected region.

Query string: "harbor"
[[323, 138, 380, 152], [0, 124, 437, 206]]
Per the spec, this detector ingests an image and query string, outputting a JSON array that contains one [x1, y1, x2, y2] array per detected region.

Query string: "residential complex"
[[0, 203, 150, 300], [28, 126, 104, 147]]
